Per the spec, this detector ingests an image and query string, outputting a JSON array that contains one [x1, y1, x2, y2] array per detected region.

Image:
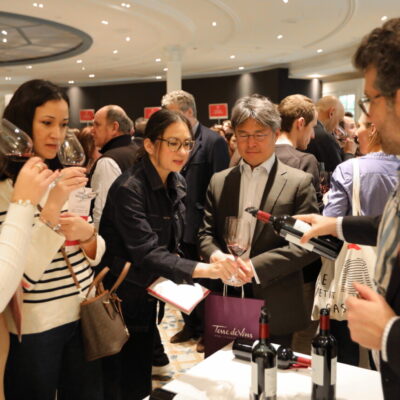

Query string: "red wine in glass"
[[5, 152, 35, 162], [227, 243, 247, 258], [0, 119, 34, 161]]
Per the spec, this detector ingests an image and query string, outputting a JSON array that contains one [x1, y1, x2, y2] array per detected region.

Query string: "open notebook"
[[147, 277, 211, 315]]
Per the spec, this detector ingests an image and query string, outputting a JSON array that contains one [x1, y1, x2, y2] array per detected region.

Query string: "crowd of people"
[[0, 16, 399, 400]]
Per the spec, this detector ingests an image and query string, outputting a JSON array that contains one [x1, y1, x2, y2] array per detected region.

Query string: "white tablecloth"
[[156, 344, 383, 400]]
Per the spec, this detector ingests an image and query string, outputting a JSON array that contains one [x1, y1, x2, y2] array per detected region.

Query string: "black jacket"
[[100, 155, 197, 287], [181, 123, 230, 244]]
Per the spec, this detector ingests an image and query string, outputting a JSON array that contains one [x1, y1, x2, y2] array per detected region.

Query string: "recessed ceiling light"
[[81, 66, 86, 71], [282, 0, 289, 3], [309, 74, 322, 78], [1, 30, 7, 35], [230, 55, 236, 59], [101, 20, 109, 25], [212, 21, 217, 27], [5, 77, 11, 81], [121, 2, 131, 8], [381, 16, 388, 21], [89, 74, 95, 78], [317, 48, 323, 53], [32, 2, 44, 7], [125, 36, 131, 42], [68, 80, 75, 84], [26, 65, 33, 69], [113, 49, 118, 54], [76, 59, 83, 64], [277, 34, 283, 40], [2, 38, 7, 43], [155, 58, 161, 62], [156, 76, 162, 80], [163, 67, 168, 72], [238, 66, 244, 70]]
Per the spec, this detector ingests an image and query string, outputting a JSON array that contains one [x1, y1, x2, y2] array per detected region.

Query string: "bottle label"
[[293, 219, 312, 234], [251, 362, 277, 396], [285, 233, 314, 251], [312, 353, 337, 386]]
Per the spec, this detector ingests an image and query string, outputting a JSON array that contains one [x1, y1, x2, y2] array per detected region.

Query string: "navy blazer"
[[180, 123, 230, 244]]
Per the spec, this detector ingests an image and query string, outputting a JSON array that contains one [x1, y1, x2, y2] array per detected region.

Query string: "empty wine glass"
[[224, 216, 250, 286], [0, 118, 34, 162], [58, 129, 86, 167]]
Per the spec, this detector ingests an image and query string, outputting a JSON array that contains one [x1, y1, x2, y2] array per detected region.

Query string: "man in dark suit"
[[161, 90, 230, 348], [305, 96, 356, 173], [297, 18, 400, 400], [198, 94, 319, 344]]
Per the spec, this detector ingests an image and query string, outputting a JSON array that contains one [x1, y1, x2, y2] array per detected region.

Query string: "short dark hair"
[[135, 109, 192, 162], [344, 111, 354, 118], [278, 94, 316, 133], [353, 18, 400, 97], [1, 79, 69, 180]]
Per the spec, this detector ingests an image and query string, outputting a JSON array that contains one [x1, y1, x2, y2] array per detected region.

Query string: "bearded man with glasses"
[[198, 94, 319, 346]]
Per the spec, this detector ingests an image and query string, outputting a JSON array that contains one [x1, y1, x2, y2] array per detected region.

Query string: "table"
[[157, 344, 384, 400]]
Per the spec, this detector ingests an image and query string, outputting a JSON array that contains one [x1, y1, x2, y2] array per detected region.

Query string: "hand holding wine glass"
[[0, 118, 34, 162], [224, 216, 250, 286]]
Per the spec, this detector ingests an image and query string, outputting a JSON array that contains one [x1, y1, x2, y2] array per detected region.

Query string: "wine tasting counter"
[[148, 343, 383, 399]]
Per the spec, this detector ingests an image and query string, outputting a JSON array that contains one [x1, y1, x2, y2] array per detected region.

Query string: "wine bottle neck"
[[259, 322, 269, 340], [256, 210, 272, 224], [319, 315, 330, 334]]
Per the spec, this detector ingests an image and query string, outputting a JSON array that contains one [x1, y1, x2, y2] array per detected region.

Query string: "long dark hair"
[[135, 109, 192, 163], [1, 79, 69, 180]]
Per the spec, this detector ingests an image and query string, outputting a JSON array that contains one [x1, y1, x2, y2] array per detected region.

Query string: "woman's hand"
[[11, 157, 59, 205], [59, 212, 94, 242], [46, 167, 88, 208], [193, 259, 253, 283]]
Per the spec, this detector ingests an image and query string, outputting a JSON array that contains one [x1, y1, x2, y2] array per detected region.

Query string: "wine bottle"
[[311, 308, 337, 400], [245, 207, 342, 260], [250, 306, 277, 400]]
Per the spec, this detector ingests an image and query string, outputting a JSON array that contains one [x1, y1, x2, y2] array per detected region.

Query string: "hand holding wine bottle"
[[294, 214, 339, 245]]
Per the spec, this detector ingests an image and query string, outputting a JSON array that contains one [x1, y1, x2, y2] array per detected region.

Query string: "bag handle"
[[352, 158, 362, 216], [86, 267, 110, 297], [110, 262, 131, 295], [223, 284, 245, 298], [61, 245, 86, 299]]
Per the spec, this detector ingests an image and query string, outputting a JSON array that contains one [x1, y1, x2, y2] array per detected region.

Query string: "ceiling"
[[0, 0, 398, 91]]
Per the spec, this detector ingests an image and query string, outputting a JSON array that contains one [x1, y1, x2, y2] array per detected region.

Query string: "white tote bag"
[[312, 159, 377, 321]]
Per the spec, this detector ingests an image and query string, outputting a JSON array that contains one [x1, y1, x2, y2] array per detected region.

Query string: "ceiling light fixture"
[[156, 76, 162, 80], [125, 36, 131, 42], [282, 0, 289, 3], [381, 16, 388, 21], [101, 20, 109, 25], [89, 74, 95, 78], [212, 21, 217, 27], [309, 74, 322, 78], [155, 58, 161, 62], [317, 48, 323, 53], [277, 34, 283, 40], [82, 66, 86, 71], [26, 65, 33, 69], [163, 67, 168, 72], [230, 55, 236, 59], [5, 77, 11, 81], [121, 2, 131, 8], [32, 2, 44, 7], [68, 80, 75, 84], [2, 38, 7, 43], [113, 49, 118, 54], [76, 59, 83, 64], [1, 30, 7, 35], [238, 66, 244, 70]]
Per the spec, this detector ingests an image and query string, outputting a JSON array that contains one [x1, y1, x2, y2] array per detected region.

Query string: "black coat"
[[181, 123, 230, 244]]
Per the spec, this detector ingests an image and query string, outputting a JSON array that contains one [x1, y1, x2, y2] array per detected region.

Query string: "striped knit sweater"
[[0, 179, 105, 335]]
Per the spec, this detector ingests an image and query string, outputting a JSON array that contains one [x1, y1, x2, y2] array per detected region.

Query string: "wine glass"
[[0, 118, 34, 162], [224, 216, 250, 286], [58, 129, 86, 167]]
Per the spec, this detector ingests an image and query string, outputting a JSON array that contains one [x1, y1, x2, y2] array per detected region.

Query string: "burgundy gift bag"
[[204, 292, 264, 357]]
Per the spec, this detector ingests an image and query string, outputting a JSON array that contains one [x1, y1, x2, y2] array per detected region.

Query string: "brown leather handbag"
[[62, 247, 131, 361]]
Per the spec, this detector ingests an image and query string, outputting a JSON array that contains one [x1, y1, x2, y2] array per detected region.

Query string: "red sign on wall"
[[208, 103, 228, 120], [144, 106, 161, 119], [79, 109, 95, 123]]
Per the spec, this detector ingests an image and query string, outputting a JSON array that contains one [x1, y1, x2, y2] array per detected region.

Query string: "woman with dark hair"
[[76, 126, 101, 172], [100, 108, 252, 399], [0, 79, 105, 399]]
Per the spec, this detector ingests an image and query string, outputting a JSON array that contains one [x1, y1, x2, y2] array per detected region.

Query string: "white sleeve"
[[91, 158, 122, 230], [381, 316, 400, 362], [0, 203, 35, 311]]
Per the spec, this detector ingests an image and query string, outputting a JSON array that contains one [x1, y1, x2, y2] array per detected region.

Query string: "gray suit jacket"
[[198, 158, 319, 335]]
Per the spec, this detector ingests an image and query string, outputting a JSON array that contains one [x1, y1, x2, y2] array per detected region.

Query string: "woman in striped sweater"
[[0, 80, 105, 400]]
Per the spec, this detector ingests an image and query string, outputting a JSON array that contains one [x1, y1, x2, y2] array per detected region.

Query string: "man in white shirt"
[[198, 94, 319, 345], [90, 105, 136, 229]]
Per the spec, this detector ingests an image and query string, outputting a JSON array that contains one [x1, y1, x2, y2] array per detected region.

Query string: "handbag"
[[312, 158, 377, 321], [204, 285, 264, 358], [61, 246, 131, 361]]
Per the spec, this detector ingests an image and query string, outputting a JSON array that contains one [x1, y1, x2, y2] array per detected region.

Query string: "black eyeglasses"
[[236, 133, 270, 142], [156, 137, 195, 152], [358, 94, 382, 116]]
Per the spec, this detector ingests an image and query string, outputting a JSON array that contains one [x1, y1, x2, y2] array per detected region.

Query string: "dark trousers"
[[330, 319, 359, 366], [5, 321, 103, 400], [102, 276, 157, 400]]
